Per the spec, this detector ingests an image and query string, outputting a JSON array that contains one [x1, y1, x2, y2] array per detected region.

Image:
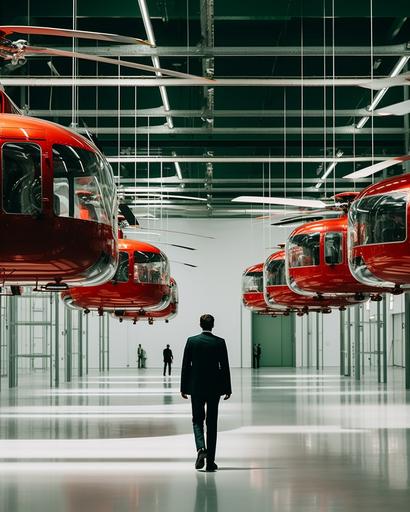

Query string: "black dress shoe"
[[206, 462, 218, 472], [195, 448, 207, 469]]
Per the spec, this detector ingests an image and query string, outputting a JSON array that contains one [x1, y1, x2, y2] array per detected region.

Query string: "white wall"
[[87, 218, 290, 369]]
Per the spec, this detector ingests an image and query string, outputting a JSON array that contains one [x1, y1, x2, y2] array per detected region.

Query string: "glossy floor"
[[1, 367, 410, 511]]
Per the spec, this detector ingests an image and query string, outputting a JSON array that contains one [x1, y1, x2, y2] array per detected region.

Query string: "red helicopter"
[[112, 278, 178, 325], [347, 173, 410, 292], [61, 238, 171, 316], [286, 213, 394, 300], [242, 262, 289, 316], [264, 249, 366, 316], [0, 90, 118, 290]]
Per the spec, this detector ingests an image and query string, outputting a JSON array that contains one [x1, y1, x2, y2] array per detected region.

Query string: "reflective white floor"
[[1, 367, 410, 511]]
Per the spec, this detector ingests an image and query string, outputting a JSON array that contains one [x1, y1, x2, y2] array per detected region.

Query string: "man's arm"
[[180, 339, 192, 398], [220, 339, 232, 399]]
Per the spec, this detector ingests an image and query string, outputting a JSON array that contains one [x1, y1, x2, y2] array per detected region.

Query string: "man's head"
[[200, 314, 215, 331], [166, 344, 170, 348], [138, 344, 141, 347]]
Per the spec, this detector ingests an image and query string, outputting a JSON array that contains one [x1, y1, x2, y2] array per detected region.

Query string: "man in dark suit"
[[180, 314, 232, 472], [163, 344, 173, 376]]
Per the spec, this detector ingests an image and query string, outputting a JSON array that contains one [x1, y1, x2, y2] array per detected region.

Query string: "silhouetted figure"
[[137, 344, 144, 369], [181, 314, 232, 472], [253, 344, 258, 369], [256, 343, 262, 368], [163, 344, 173, 376]]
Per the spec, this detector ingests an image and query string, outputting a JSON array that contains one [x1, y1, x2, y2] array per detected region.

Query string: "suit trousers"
[[163, 361, 172, 375], [191, 394, 220, 464]]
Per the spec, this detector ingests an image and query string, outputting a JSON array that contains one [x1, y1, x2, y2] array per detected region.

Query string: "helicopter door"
[[1, 142, 42, 215]]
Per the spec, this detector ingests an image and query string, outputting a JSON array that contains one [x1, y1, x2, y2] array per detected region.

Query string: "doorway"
[[252, 313, 295, 367]]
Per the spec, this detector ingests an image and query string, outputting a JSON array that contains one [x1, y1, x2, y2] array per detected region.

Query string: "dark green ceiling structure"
[[1, 0, 410, 217]]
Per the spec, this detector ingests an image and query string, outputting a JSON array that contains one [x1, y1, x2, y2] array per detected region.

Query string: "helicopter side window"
[[242, 272, 263, 293], [325, 232, 343, 265], [2, 143, 42, 215], [134, 251, 170, 285], [265, 260, 286, 286], [349, 192, 407, 246], [52, 144, 112, 225], [288, 233, 320, 267], [112, 251, 129, 283]]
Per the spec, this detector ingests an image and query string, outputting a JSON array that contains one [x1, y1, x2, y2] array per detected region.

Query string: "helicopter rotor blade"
[[232, 196, 328, 209], [343, 157, 410, 179], [271, 211, 342, 226], [23, 46, 211, 81], [157, 242, 197, 251], [360, 72, 410, 90], [0, 25, 150, 45], [170, 260, 197, 268], [137, 227, 215, 239], [119, 204, 139, 226], [375, 99, 410, 116]]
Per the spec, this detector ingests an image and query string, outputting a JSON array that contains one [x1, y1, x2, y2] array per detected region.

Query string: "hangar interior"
[[1, 1, 410, 511]]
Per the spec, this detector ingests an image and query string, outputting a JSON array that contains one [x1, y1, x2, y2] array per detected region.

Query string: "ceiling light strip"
[[138, 0, 181, 180], [356, 56, 410, 129]]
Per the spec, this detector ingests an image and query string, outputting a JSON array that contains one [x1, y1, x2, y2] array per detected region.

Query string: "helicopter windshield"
[[242, 272, 263, 293], [264, 259, 286, 286], [134, 251, 170, 285], [111, 251, 129, 283], [2, 142, 42, 215], [52, 144, 116, 226], [349, 192, 407, 246], [288, 233, 320, 267]]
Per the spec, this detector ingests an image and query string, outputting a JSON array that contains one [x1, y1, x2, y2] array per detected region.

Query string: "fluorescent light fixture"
[[356, 116, 370, 129], [356, 56, 410, 128], [138, 0, 173, 129], [174, 161, 183, 180], [315, 150, 344, 189], [232, 196, 327, 209], [391, 56, 410, 77], [138, 0, 156, 45]]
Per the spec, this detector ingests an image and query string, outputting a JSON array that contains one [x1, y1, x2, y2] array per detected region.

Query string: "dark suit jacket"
[[163, 348, 173, 363], [180, 332, 232, 397]]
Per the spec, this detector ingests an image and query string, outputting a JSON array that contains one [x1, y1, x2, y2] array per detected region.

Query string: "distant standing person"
[[256, 343, 262, 368], [253, 344, 258, 369], [181, 314, 232, 472], [163, 344, 174, 376], [137, 344, 144, 369]]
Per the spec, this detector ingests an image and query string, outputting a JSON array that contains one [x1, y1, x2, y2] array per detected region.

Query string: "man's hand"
[[181, 393, 188, 399], [223, 394, 231, 400]]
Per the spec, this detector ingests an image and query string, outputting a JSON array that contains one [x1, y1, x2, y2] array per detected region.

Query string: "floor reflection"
[[0, 368, 410, 511], [195, 473, 218, 512]]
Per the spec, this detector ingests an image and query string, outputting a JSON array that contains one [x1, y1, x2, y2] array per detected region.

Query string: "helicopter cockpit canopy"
[[349, 192, 407, 247], [348, 191, 408, 287], [264, 258, 287, 287], [288, 233, 320, 268], [53, 144, 116, 225], [242, 270, 263, 293], [134, 250, 170, 286]]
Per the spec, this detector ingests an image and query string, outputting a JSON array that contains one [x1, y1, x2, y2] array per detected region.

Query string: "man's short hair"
[[200, 314, 214, 331]]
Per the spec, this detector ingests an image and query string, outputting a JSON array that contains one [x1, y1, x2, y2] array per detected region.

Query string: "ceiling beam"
[[29, 108, 371, 118], [110, 156, 391, 163], [0, 77, 373, 87], [119, 177, 372, 184], [53, 44, 410, 57], [82, 126, 404, 135]]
